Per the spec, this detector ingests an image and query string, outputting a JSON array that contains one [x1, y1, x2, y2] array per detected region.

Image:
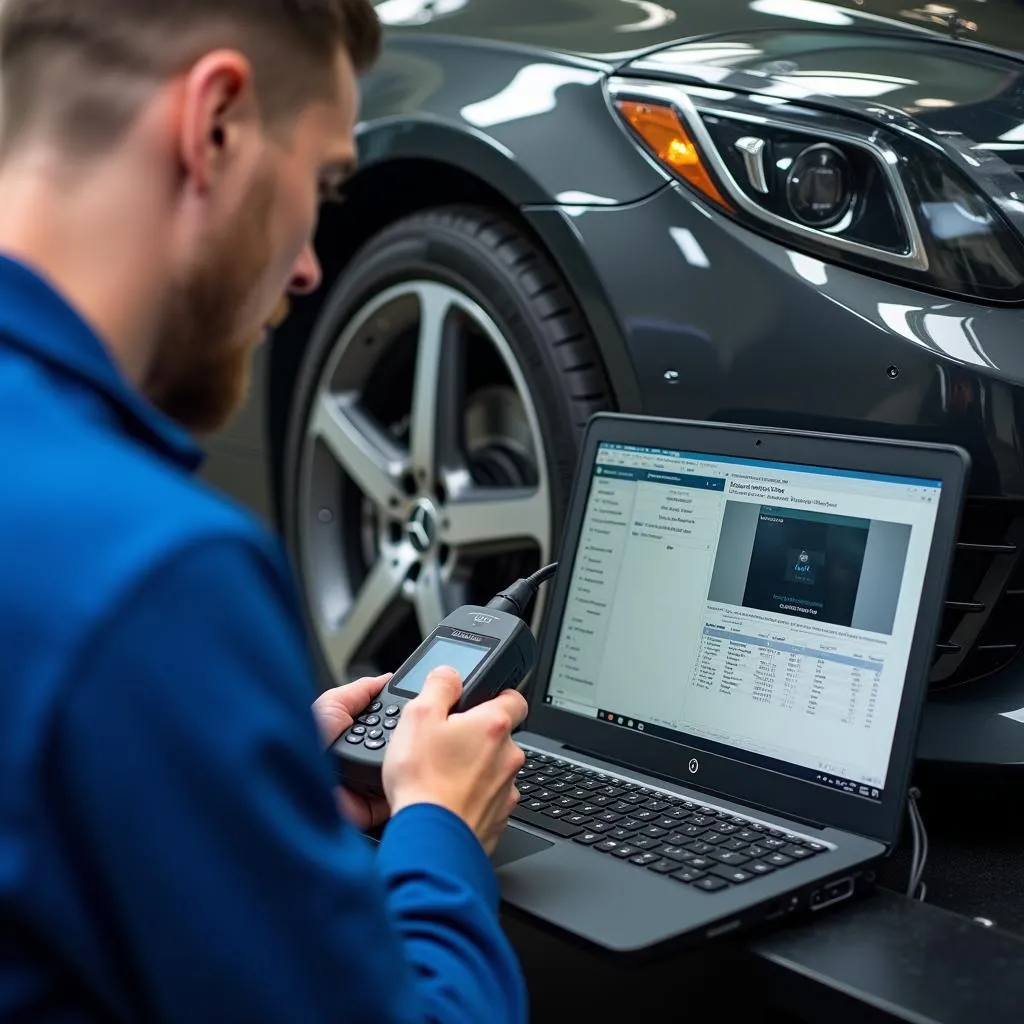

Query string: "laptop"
[[493, 413, 968, 957]]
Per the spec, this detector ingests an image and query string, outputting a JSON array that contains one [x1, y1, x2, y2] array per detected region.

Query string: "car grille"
[[930, 497, 1024, 691]]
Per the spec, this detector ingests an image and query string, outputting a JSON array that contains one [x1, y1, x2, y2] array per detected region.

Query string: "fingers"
[[368, 671, 392, 692], [481, 785, 521, 855], [320, 672, 391, 717], [409, 666, 463, 716], [462, 688, 529, 732], [349, 672, 393, 704], [505, 783, 521, 817], [336, 787, 392, 833], [492, 688, 529, 729]]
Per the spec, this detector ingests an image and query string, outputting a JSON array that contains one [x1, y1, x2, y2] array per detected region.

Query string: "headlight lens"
[[609, 77, 1024, 304], [785, 144, 853, 229]]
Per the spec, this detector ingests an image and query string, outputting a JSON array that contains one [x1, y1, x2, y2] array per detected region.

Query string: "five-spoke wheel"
[[283, 207, 611, 688]]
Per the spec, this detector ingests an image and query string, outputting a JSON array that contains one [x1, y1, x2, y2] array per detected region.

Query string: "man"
[[0, 1, 530, 1021]]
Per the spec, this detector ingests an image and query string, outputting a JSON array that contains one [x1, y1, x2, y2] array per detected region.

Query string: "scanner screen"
[[394, 637, 490, 695]]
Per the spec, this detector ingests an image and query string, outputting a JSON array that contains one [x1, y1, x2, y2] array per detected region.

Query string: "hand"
[[382, 666, 528, 855], [312, 673, 392, 832]]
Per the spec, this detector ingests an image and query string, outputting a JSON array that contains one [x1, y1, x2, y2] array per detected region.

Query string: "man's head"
[[0, 0, 380, 433]]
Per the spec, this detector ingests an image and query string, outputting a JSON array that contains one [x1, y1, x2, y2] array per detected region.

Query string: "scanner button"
[[384, 705, 400, 718], [369, 702, 383, 713], [383, 718, 398, 730], [364, 738, 386, 751], [360, 714, 381, 727], [367, 727, 384, 740], [345, 732, 364, 745]]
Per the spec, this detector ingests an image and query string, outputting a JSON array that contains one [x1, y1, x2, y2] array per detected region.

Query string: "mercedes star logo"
[[406, 501, 437, 554]]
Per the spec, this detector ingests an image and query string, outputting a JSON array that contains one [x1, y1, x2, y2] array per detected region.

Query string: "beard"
[[142, 167, 275, 436]]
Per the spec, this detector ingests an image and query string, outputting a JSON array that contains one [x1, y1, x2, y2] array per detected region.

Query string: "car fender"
[[356, 39, 669, 205], [349, 114, 648, 410]]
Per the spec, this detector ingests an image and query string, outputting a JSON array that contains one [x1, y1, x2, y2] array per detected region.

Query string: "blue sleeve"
[[50, 534, 528, 1024]]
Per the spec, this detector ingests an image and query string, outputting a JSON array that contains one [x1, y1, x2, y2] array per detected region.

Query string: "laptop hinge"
[[561, 742, 828, 832]]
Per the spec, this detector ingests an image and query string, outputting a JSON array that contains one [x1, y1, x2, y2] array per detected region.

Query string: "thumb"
[[413, 665, 464, 716]]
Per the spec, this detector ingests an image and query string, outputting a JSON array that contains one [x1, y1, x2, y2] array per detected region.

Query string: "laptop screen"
[[542, 440, 943, 804]]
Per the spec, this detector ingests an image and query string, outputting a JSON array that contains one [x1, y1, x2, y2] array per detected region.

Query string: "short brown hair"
[[0, 0, 381, 156]]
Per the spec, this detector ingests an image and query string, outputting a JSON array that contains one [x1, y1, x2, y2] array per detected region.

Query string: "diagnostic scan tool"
[[332, 565, 558, 796]]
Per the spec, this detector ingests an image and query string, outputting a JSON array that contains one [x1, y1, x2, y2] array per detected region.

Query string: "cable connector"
[[486, 562, 559, 619]]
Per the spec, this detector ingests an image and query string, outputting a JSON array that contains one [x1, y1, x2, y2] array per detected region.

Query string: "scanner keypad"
[[510, 752, 831, 892], [345, 702, 401, 749]]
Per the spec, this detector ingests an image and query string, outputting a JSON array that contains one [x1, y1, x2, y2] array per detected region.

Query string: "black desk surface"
[[506, 765, 1024, 1023]]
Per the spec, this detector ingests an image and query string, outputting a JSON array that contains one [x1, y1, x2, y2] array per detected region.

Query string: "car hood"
[[373, 0, 1024, 60], [375, 1, 1024, 160]]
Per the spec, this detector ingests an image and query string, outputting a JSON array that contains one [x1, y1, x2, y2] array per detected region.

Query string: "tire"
[[282, 205, 613, 688]]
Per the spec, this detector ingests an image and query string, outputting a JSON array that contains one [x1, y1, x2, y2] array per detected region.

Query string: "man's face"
[[143, 50, 359, 435]]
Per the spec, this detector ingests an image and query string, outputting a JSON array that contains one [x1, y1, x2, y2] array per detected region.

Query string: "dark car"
[[202, 0, 1024, 769]]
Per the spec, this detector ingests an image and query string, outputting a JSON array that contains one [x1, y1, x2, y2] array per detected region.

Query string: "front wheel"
[[282, 206, 612, 688]]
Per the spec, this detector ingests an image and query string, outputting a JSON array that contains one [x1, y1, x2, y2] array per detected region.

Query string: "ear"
[[175, 49, 260, 195]]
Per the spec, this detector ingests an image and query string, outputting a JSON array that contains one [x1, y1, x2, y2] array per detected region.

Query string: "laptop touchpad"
[[490, 826, 553, 868]]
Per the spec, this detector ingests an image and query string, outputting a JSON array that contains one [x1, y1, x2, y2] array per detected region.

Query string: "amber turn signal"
[[616, 99, 730, 210]]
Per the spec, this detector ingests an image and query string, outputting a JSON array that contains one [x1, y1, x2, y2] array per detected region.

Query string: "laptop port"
[[707, 918, 742, 939], [764, 896, 798, 921], [810, 877, 855, 911]]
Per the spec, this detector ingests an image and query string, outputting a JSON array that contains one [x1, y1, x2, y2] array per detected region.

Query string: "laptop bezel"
[[524, 413, 969, 848]]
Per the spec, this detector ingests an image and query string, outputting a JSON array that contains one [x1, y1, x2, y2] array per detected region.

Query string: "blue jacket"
[[0, 255, 527, 1023]]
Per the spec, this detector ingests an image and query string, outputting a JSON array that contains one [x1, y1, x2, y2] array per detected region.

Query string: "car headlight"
[[608, 77, 1024, 304]]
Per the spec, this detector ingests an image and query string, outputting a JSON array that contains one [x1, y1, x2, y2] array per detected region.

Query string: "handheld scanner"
[[332, 604, 538, 796]]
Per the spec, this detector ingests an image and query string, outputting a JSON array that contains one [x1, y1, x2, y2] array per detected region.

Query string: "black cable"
[[906, 787, 929, 901], [524, 562, 559, 588], [906, 789, 997, 927], [485, 562, 559, 618]]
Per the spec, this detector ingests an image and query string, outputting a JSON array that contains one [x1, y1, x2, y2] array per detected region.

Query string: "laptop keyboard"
[[510, 751, 830, 892]]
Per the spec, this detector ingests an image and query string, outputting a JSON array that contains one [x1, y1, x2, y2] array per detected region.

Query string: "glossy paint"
[[203, 0, 1024, 764], [369, 0, 1024, 58]]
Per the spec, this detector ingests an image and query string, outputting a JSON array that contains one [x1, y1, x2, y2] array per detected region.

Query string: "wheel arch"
[[266, 133, 638, 524]]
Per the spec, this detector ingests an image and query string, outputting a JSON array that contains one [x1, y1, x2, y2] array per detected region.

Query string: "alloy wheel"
[[296, 279, 552, 684]]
